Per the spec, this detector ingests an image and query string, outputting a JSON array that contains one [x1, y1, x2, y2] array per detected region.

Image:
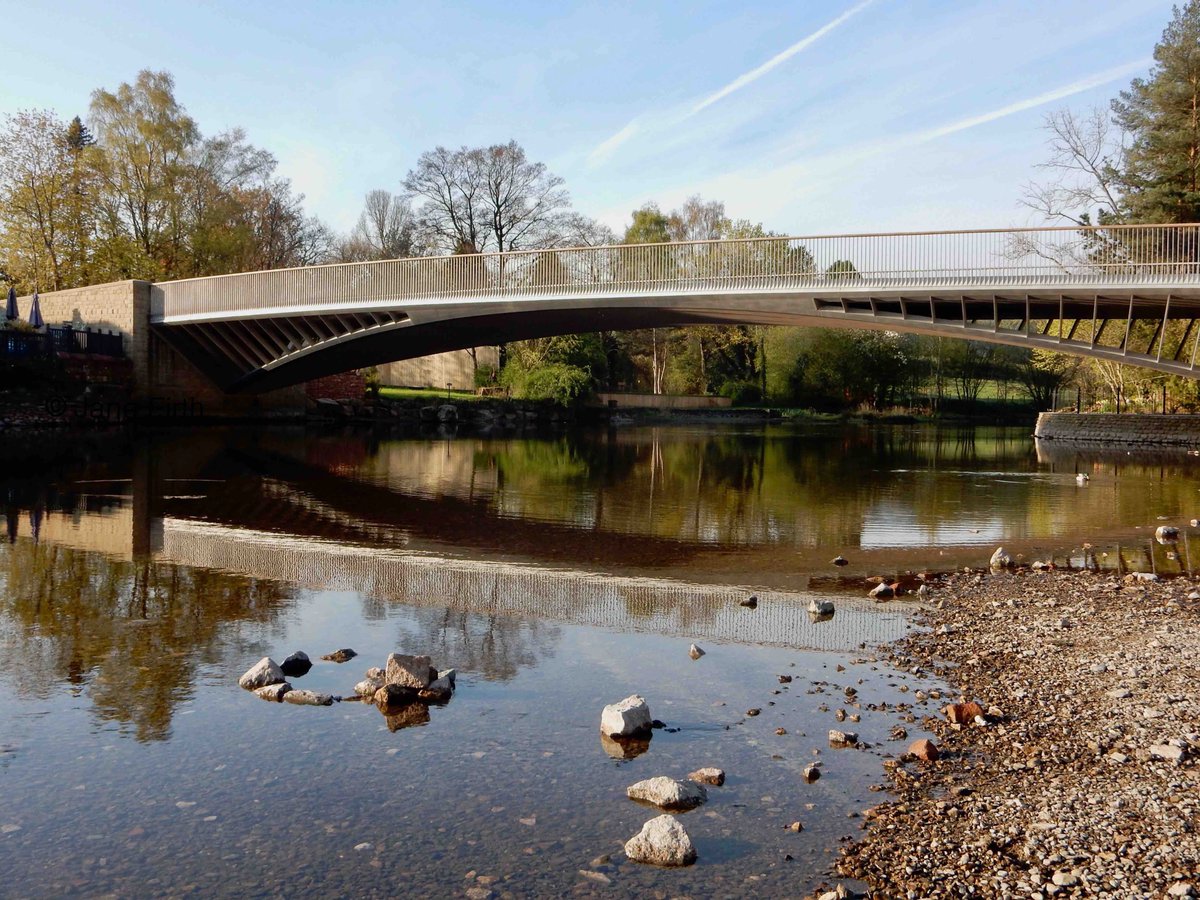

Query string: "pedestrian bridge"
[[150, 224, 1200, 392]]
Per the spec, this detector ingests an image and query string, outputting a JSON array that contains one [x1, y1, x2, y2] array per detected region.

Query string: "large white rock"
[[626, 776, 707, 811], [624, 815, 697, 867], [1155, 525, 1180, 544], [601, 695, 652, 737], [808, 599, 835, 615], [385, 653, 433, 690], [239, 657, 285, 691], [989, 547, 1013, 568]]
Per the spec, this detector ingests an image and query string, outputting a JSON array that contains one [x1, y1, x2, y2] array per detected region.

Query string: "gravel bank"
[[838, 568, 1199, 899]]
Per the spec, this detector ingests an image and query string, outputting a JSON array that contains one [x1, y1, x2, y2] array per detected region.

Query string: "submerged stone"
[[282, 689, 333, 706]]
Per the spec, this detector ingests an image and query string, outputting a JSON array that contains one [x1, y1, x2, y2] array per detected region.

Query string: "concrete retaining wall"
[[1035, 412, 1200, 446], [382, 348, 498, 391]]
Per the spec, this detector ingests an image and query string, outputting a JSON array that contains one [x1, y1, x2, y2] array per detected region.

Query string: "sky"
[[0, 0, 1177, 238]]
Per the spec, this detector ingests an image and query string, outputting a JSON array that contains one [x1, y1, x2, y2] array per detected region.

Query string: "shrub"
[[363, 366, 382, 398], [474, 362, 499, 388], [720, 379, 762, 406], [521, 363, 592, 406]]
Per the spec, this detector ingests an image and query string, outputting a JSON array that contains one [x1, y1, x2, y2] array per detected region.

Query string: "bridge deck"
[[149, 224, 1200, 391]]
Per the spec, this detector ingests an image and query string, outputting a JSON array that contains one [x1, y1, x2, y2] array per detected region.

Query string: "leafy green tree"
[[88, 70, 201, 280], [1113, 1, 1200, 223], [0, 109, 77, 290]]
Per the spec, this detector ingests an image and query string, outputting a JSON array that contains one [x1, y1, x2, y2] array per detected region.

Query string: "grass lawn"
[[379, 385, 486, 403]]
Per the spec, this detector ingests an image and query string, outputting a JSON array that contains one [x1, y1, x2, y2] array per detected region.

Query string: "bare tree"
[[1021, 108, 1127, 225], [404, 141, 571, 254], [667, 195, 727, 241], [403, 146, 487, 253], [354, 189, 419, 259]]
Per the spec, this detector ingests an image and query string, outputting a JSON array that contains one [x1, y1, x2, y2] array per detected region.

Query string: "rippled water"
[[1, 422, 1197, 897]]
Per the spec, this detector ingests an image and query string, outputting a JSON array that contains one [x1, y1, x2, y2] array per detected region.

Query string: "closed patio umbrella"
[[28, 292, 43, 329], [4, 286, 16, 321]]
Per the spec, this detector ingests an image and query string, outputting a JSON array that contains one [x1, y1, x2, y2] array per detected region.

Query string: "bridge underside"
[[153, 286, 1200, 393]]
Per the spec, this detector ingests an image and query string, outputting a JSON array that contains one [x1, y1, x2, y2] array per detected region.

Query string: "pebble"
[[838, 568, 1200, 899]]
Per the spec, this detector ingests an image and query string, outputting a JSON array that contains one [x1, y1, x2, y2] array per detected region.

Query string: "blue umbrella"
[[28, 292, 43, 329], [4, 286, 16, 321]]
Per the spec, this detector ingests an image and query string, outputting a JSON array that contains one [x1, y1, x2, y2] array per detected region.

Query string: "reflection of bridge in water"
[[155, 518, 909, 652]]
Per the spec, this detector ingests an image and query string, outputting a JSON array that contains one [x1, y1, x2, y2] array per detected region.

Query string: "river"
[[0, 422, 1195, 897]]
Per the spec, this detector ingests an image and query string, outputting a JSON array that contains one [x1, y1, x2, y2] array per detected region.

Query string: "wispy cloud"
[[587, 119, 641, 167], [586, 1, 874, 168], [691, 0, 874, 115], [909, 58, 1151, 146]]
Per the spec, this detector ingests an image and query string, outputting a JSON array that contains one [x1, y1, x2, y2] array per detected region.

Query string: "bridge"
[[148, 223, 1200, 393]]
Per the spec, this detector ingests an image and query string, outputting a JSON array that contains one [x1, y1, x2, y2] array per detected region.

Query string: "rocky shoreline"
[[837, 568, 1198, 899]]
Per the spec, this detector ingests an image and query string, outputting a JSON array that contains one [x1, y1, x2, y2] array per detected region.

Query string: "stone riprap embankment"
[[1035, 412, 1200, 447], [838, 567, 1199, 898]]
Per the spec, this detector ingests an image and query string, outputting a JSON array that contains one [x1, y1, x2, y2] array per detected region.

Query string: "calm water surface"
[[1, 423, 1197, 898]]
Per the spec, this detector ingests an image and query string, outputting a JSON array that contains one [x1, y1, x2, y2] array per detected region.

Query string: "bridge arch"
[[150, 225, 1200, 393]]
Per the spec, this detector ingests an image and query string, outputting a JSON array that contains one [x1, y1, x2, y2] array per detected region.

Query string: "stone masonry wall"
[[1035, 412, 1200, 446], [28, 280, 150, 388], [23, 281, 304, 416]]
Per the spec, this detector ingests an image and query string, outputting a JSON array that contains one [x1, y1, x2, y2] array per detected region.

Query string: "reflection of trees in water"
[[390, 606, 559, 682], [0, 539, 293, 742]]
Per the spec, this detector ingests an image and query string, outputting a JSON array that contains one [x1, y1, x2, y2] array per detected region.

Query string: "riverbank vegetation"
[[2, 3, 1199, 414]]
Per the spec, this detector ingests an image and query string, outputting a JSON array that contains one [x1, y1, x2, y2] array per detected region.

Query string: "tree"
[[1021, 108, 1126, 225], [0, 110, 76, 290], [1019, 349, 1080, 408], [1113, 0, 1200, 224], [945, 340, 998, 403], [623, 203, 672, 244], [338, 190, 419, 261], [667, 195, 727, 242], [620, 204, 674, 393], [404, 141, 571, 254], [88, 69, 201, 280]]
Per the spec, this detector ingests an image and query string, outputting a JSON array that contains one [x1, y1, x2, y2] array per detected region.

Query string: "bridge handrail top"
[[152, 221, 1200, 288]]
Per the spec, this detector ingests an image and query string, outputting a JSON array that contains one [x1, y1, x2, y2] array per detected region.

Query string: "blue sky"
[[0, 0, 1175, 237]]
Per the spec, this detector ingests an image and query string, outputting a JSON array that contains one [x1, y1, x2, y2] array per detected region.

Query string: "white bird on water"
[[1076, 473, 1090, 484]]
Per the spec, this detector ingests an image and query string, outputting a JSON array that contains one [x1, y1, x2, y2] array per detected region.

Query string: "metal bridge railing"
[[153, 223, 1200, 320]]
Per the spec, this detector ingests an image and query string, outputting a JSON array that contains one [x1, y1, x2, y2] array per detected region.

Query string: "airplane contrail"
[[587, 1, 874, 167], [691, 0, 875, 115]]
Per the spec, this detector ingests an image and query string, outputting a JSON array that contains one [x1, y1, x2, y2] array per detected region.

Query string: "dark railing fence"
[[1, 326, 124, 360]]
